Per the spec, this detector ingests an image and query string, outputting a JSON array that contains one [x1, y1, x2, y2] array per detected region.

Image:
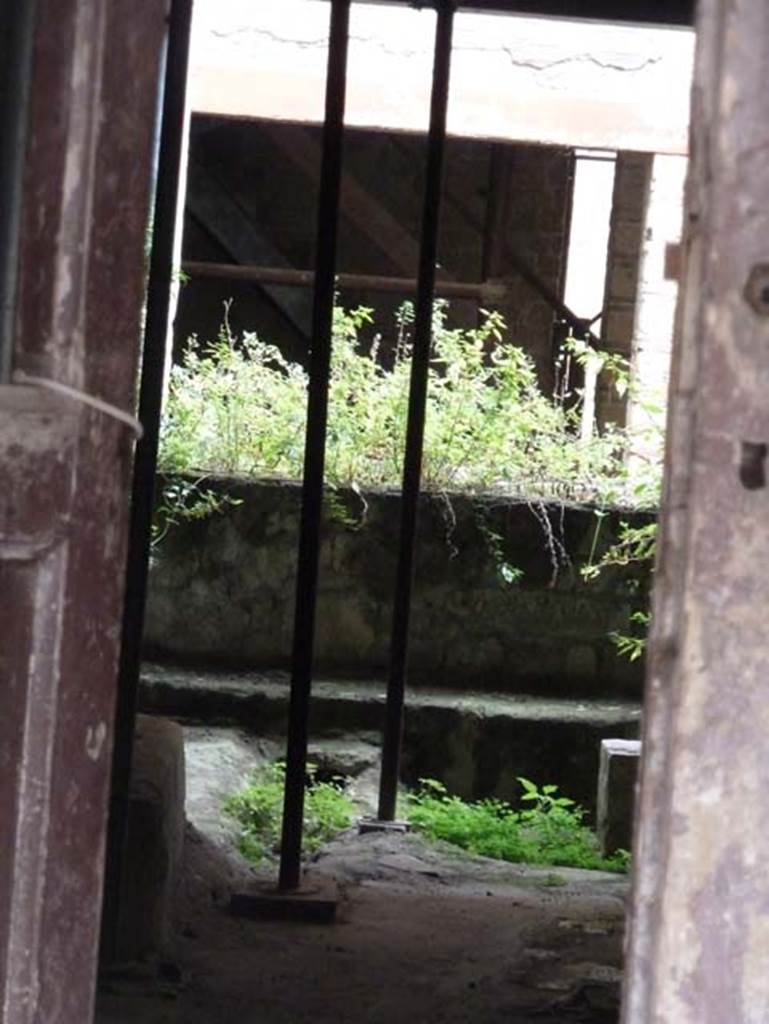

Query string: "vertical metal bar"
[[278, 0, 351, 892], [0, 0, 37, 383], [377, 2, 455, 821], [101, 0, 193, 961]]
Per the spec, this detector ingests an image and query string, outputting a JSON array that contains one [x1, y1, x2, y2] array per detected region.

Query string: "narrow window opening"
[[563, 148, 616, 335]]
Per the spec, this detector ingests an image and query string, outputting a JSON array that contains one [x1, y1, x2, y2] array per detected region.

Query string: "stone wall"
[[145, 477, 651, 700]]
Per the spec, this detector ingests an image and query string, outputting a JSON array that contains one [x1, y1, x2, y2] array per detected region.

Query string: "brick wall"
[[598, 152, 652, 425], [484, 144, 573, 394], [626, 154, 687, 464]]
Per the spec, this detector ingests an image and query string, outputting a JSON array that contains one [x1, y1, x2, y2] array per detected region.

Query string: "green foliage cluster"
[[159, 301, 651, 507], [223, 766, 628, 874], [583, 519, 658, 661], [406, 777, 629, 873], [223, 762, 354, 864]]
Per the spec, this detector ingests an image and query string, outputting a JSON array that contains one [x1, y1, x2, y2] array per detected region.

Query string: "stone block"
[[117, 714, 186, 960], [597, 738, 641, 856]]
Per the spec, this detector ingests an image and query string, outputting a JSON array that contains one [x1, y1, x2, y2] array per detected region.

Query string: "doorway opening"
[[99, 2, 695, 1021]]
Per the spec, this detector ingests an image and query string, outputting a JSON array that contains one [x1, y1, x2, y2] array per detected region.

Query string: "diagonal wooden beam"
[[185, 156, 312, 341], [262, 122, 455, 281], [389, 133, 597, 342]]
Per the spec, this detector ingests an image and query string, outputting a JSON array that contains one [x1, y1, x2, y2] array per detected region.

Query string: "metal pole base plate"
[[358, 818, 411, 835], [229, 878, 338, 924]]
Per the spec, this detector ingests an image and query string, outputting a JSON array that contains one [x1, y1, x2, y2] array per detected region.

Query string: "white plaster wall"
[[189, 1, 694, 154]]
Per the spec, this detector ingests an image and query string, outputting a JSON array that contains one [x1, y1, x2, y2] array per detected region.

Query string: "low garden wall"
[[145, 476, 652, 700]]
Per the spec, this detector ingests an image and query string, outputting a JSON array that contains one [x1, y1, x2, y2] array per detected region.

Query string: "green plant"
[[322, 484, 369, 531], [159, 301, 652, 507], [610, 611, 650, 662], [405, 777, 628, 873], [151, 477, 242, 548], [223, 761, 354, 864], [582, 520, 657, 660], [561, 334, 631, 397], [475, 507, 524, 586], [584, 508, 610, 574], [581, 521, 657, 581]]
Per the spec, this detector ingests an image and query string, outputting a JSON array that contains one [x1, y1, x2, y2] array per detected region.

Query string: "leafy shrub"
[[406, 777, 629, 873], [159, 302, 652, 507], [223, 761, 354, 864]]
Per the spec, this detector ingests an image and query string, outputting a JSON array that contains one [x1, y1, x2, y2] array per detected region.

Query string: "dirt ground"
[[96, 726, 628, 1024], [97, 828, 627, 1024]]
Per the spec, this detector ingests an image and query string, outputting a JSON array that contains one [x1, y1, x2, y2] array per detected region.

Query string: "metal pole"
[[278, 0, 351, 892], [101, 0, 193, 960], [181, 259, 504, 303], [377, 2, 455, 821]]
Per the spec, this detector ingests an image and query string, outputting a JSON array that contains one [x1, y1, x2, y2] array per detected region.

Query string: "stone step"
[[139, 662, 641, 815]]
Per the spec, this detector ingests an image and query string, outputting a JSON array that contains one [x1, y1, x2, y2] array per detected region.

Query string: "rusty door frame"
[[0, 2, 167, 1021], [622, 0, 769, 1020]]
